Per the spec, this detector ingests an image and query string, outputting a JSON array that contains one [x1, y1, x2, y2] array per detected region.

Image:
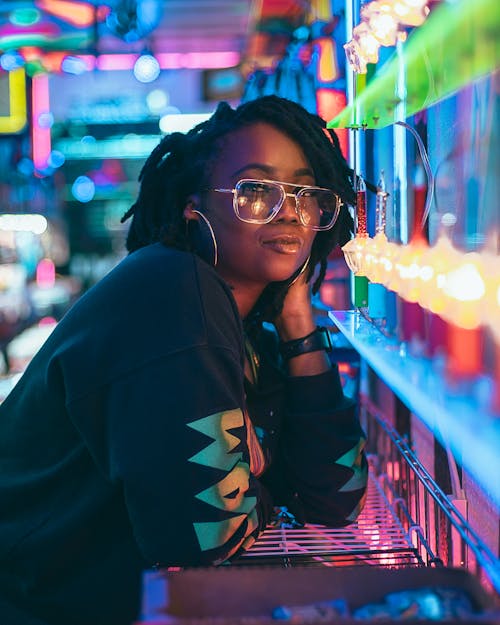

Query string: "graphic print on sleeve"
[[187, 408, 260, 553]]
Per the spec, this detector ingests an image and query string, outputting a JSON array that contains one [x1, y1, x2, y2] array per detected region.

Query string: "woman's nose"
[[275, 193, 299, 223]]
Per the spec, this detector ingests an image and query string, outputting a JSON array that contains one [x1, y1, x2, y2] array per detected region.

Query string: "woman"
[[0, 96, 367, 625]]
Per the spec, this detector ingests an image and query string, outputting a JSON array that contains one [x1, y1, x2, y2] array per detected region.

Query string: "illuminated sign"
[[0, 68, 27, 134]]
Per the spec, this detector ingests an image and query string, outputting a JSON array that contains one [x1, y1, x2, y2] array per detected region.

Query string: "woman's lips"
[[261, 234, 302, 254]]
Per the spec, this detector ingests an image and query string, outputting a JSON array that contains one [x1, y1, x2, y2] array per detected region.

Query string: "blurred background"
[[0, 0, 354, 374]]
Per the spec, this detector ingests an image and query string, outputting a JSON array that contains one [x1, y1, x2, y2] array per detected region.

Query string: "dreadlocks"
[[121, 95, 356, 323]]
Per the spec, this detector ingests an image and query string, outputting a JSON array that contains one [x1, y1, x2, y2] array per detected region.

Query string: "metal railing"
[[241, 393, 500, 598]]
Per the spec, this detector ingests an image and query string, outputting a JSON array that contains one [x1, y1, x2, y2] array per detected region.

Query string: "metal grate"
[[237, 392, 500, 597], [360, 394, 500, 595], [240, 463, 424, 567]]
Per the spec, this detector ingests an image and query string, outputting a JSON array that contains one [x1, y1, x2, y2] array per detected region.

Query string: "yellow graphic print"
[[187, 409, 259, 552]]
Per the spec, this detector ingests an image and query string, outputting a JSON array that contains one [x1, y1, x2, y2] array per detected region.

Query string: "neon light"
[[95, 54, 138, 71], [36, 258, 56, 288], [0, 214, 47, 234], [0, 68, 27, 134], [35, 0, 97, 28], [329, 311, 500, 508], [40, 51, 66, 73], [171, 51, 239, 69], [0, 52, 25, 71], [0, 31, 91, 55], [39, 316, 57, 327], [10, 8, 41, 26], [316, 39, 337, 82], [159, 113, 212, 134], [316, 88, 348, 158], [330, 0, 498, 129], [0, 21, 59, 38], [32, 73, 51, 171], [77, 51, 241, 72]]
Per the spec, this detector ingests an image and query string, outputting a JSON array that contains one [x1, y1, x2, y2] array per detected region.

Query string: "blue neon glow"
[[329, 310, 500, 510]]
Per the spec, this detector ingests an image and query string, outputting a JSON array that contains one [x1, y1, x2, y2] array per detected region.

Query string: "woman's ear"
[[183, 194, 201, 221]]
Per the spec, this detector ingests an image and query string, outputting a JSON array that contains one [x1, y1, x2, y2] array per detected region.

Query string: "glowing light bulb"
[[371, 12, 399, 45], [415, 236, 464, 314], [361, 2, 399, 46], [363, 233, 386, 283], [342, 236, 371, 275], [378, 239, 402, 289], [391, 0, 429, 26], [481, 251, 500, 343], [343, 176, 371, 276], [494, 282, 500, 344], [441, 252, 486, 329], [445, 260, 485, 301], [133, 53, 160, 83], [353, 23, 381, 64], [391, 239, 429, 302]]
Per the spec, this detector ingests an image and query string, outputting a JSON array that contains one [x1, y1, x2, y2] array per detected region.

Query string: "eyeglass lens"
[[235, 180, 338, 229]]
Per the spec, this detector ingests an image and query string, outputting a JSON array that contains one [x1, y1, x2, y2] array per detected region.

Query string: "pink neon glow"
[[75, 51, 240, 72], [36, 258, 56, 288], [156, 51, 240, 69], [32, 74, 51, 171], [38, 316, 57, 327]]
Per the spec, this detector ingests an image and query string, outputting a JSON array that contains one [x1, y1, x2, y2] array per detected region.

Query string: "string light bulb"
[[361, 2, 400, 46], [480, 248, 500, 344], [342, 177, 370, 275], [393, 239, 429, 302], [352, 22, 381, 65], [416, 234, 460, 315], [441, 252, 486, 330], [390, 0, 429, 26], [364, 171, 390, 283], [343, 0, 429, 74]]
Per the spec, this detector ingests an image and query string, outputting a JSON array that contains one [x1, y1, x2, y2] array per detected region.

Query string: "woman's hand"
[[274, 262, 316, 342], [274, 260, 331, 376]]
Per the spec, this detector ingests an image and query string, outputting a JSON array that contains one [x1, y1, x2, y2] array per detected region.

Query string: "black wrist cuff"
[[279, 326, 333, 360]]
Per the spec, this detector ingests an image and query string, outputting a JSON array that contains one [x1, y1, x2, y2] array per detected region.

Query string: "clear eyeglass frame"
[[211, 178, 342, 231]]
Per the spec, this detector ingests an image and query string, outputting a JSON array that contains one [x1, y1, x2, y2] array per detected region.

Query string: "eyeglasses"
[[211, 178, 342, 231]]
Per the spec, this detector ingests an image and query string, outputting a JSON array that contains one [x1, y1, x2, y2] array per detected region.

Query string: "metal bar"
[[362, 394, 500, 593]]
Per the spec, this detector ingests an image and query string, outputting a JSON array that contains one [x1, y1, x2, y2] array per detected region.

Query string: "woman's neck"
[[225, 282, 265, 320], [232, 287, 263, 319]]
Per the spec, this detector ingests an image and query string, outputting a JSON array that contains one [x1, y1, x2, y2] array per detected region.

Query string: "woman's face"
[[201, 122, 317, 292]]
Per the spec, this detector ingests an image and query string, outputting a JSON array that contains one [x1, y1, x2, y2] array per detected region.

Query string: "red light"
[[316, 88, 348, 159]]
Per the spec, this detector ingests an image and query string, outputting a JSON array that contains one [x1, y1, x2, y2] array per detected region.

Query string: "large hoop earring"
[[188, 210, 218, 266], [287, 254, 311, 287]]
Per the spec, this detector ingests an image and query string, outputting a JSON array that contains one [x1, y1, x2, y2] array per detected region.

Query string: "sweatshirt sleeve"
[[68, 344, 273, 568], [262, 366, 368, 527]]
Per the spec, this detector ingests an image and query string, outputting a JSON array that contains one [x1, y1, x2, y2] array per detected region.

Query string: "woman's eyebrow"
[[231, 164, 315, 179], [294, 167, 315, 178], [232, 163, 274, 177]]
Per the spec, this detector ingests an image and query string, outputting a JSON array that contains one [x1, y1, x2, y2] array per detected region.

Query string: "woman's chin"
[[266, 267, 304, 285]]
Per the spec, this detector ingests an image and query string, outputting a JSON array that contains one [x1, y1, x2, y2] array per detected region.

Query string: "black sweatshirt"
[[0, 243, 367, 625]]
